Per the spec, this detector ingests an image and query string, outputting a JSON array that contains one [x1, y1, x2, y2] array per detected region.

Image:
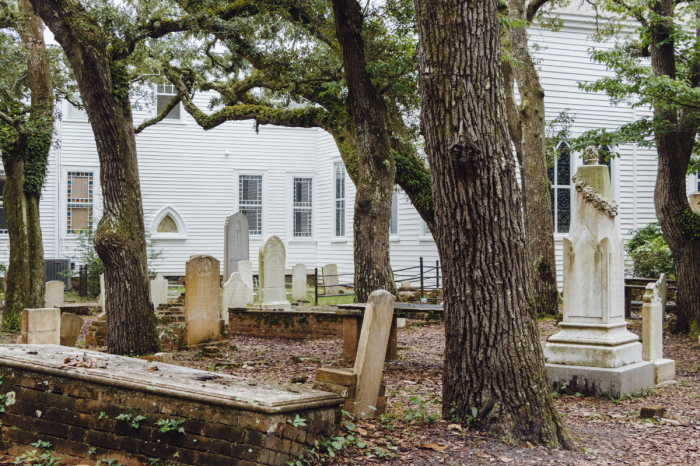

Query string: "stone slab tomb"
[[150, 274, 169, 310], [222, 272, 250, 324], [321, 264, 340, 295], [259, 236, 291, 310], [224, 212, 250, 280], [229, 309, 343, 339], [642, 275, 675, 385], [21, 308, 61, 345], [0, 344, 342, 466], [60, 313, 84, 347], [237, 260, 255, 304], [44, 281, 64, 309], [292, 264, 307, 302], [185, 255, 221, 346]]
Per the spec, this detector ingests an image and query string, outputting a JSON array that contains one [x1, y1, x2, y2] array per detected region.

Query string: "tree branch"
[[134, 95, 181, 134], [526, 0, 550, 23], [0, 110, 16, 127]]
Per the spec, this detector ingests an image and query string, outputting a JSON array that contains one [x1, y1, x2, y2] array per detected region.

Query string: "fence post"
[[315, 267, 318, 306], [420, 257, 424, 301]]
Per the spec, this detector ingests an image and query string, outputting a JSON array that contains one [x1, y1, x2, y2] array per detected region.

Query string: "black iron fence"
[[313, 257, 442, 305]]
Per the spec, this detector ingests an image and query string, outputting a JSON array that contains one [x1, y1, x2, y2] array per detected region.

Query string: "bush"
[[626, 223, 674, 279]]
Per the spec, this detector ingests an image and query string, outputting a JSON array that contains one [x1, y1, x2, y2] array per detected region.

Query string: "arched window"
[[151, 206, 187, 239], [548, 142, 571, 233], [157, 215, 178, 233]]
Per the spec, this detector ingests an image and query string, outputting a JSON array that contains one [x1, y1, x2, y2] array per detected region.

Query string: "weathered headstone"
[[292, 264, 307, 302], [237, 260, 255, 304], [322, 264, 340, 295], [259, 236, 291, 310], [642, 278, 675, 384], [657, 273, 667, 315], [222, 272, 249, 324], [353, 290, 396, 417], [400, 282, 412, 290], [150, 274, 169, 310], [690, 192, 700, 214], [60, 313, 84, 347], [224, 212, 250, 280], [185, 255, 221, 345], [21, 308, 61, 345], [45, 281, 64, 309], [99, 274, 105, 310]]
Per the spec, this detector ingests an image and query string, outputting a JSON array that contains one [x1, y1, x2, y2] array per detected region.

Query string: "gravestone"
[[224, 212, 250, 280], [690, 192, 700, 213], [642, 278, 676, 384], [185, 255, 221, 345], [21, 308, 61, 344], [259, 236, 291, 310], [99, 274, 105, 310], [657, 273, 667, 315], [237, 260, 255, 304], [150, 274, 169, 310], [45, 281, 64, 309], [60, 313, 84, 347], [322, 264, 340, 295], [222, 272, 249, 324], [292, 264, 307, 302], [353, 290, 396, 417]]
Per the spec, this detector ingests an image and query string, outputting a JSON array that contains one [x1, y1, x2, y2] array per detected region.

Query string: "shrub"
[[626, 223, 674, 279]]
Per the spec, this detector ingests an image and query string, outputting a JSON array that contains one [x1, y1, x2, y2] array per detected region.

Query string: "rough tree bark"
[[413, 0, 573, 446], [331, 0, 398, 302], [502, 0, 559, 317], [0, 0, 50, 331], [648, 0, 700, 336], [29, 0, 160, 354]]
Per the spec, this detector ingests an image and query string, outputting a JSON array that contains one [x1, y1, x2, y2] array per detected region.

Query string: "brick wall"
[[0, 367, 340, 465], [229, 311, 343, 340]]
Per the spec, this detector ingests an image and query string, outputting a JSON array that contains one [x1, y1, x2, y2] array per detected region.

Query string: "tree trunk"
[[504, 0, 559, 317], [1, 0, 52, 331], [413, 0, 573, 447], [29, 0, 160, 354], [331, 0, 398, 302], [649, 0, 700, 337]]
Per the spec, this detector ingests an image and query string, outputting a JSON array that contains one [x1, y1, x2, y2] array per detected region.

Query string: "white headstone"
[[237, 260, 255, 304], [222, 272, 249, 324], [150, 274, 169, 310], [224, 212, 250, 280], [99, 274, 105, 310], [21, 308, 61, 345], [322, 264, 340, 295], [185, 255, 221, 345], [642, 277, 676, 384], [259, 236, 291, 310], [45, 281, 65, 309], [657, 273, 667, 316], [690, 192, 700, 213], [292, 264, 307, 302]]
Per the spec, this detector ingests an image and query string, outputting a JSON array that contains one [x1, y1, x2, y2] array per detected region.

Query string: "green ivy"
[[678, 206, 700, 242], [110, 61, 131, 104]]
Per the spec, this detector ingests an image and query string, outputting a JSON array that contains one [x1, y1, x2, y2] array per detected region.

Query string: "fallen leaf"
[[419, 443, 447, 452], [526, 441, 534, 448], [357, 427, 368, 436], [447, 424, 462, 431]]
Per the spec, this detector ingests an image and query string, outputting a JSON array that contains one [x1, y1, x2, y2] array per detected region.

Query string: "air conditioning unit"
[[44, 259, 72, 291]]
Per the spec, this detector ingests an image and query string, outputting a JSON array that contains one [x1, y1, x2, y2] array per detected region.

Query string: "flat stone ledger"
[[44, 281, 64, 309], [224, 212, 250, 280], [185, 255, 221, 346], [228, 309, 343, 339], [0, 344, 342, 466], [259, 236, 291, 310], [22, 308, 61, 345]]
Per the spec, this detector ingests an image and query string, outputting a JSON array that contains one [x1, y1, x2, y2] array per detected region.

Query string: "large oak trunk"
[[331, 0, 398, 302], [413, 0, 572, 446], [30, 0, 160, 354]]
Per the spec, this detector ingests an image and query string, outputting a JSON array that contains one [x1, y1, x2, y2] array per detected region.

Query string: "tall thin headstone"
[[224, 212, 250, 280], [185, 255, 221, 345], [99, 274, 105, 310], [292, 264, 307, 302], [259, 236, 291, 310], [642, 277, 676, 384], [45, 281, 64, 308], [222, 272, 249, 324], [237, 260, 255, 304], [322, 264, 340, 295], [21, 308, 61, 345], [150, 274, 168, 310]]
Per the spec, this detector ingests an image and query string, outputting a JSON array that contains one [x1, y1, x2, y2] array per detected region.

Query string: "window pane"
[[557, 189, 571, 233], [239, 175, 263, 234], [294, 210, 312, 237], [389, 190, 398, 235], [334, 163, 345, 237], [557, 146, 571, 186], [0, 207, 7, 233], [157, 215, 178, 233], [157, 95, 180, 120], [241, 207, 262, 235], [67, 103, 87, 119], [335, 200, 345, 237], [599, 145, 612, 182], [294, 178, 312, 206], [67, 205, 93, 233], [67, 172, 94, 234]]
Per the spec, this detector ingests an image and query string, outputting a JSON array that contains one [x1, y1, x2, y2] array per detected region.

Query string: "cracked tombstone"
[[185, 255, 221, 346], [22, 308, 61, 345]]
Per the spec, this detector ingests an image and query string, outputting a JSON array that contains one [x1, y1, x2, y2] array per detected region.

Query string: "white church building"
[[1, 6, 697, 284]]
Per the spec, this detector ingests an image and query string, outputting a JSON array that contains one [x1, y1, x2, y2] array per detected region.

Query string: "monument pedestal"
[[546, 361, 654, 397], [260, 300, 292, 311], [654, 358, 676, 385]]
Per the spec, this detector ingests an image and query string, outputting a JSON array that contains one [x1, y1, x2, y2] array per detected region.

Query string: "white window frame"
[[155, 84, 184, 123], [150, 206, 187, 240], [64, 166, 99, 236], [63, 99, 87, 121], [286, 173, 316, 241], [389, 188, 400, 241], [235, 171, 266, 237], [333, 162, 347, 239]]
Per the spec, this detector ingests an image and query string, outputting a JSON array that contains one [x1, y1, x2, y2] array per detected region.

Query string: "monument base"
[[654, 358, 675, 385], [546, 361, 654, 397], [544, 341, 643, 368], [260, 301, 292, 311]]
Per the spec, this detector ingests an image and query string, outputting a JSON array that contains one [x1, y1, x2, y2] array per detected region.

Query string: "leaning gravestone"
[[237, 260, 255, 304], [224, 212, 250, 280], [22, 308, 61, 344], [222, 272, 249, 324], [292, 264, 307, 302], [45, 281, 65, 309], [60, 313, 84, 347], [185, 255, 221, 345], [259, 236, 291, 310], [322, 264, 340, 295], [150, 274, 169, 310]]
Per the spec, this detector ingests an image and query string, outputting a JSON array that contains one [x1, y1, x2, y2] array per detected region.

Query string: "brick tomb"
[[0, 344, 342, 466], [228, 308, 344, 340]]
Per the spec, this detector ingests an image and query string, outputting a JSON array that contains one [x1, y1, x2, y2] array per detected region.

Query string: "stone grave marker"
[[224, 212, 250, 280], [642, 278, 675, 384], [45, 281, 64, 309], [259, 236, 291, 310], [237, 260, 255, 304], [658, 273, 667, 315], [150, 274, 169, 310], [185, 255, 221, 345], [322, 264, 340, 295], [22, 308, 61, 344], [292, 264, 307, 302], [222, 272, 249, 324], [690, 192, 700, 213], [99, 274, 105, 310], [60, 313, 84, 347]]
